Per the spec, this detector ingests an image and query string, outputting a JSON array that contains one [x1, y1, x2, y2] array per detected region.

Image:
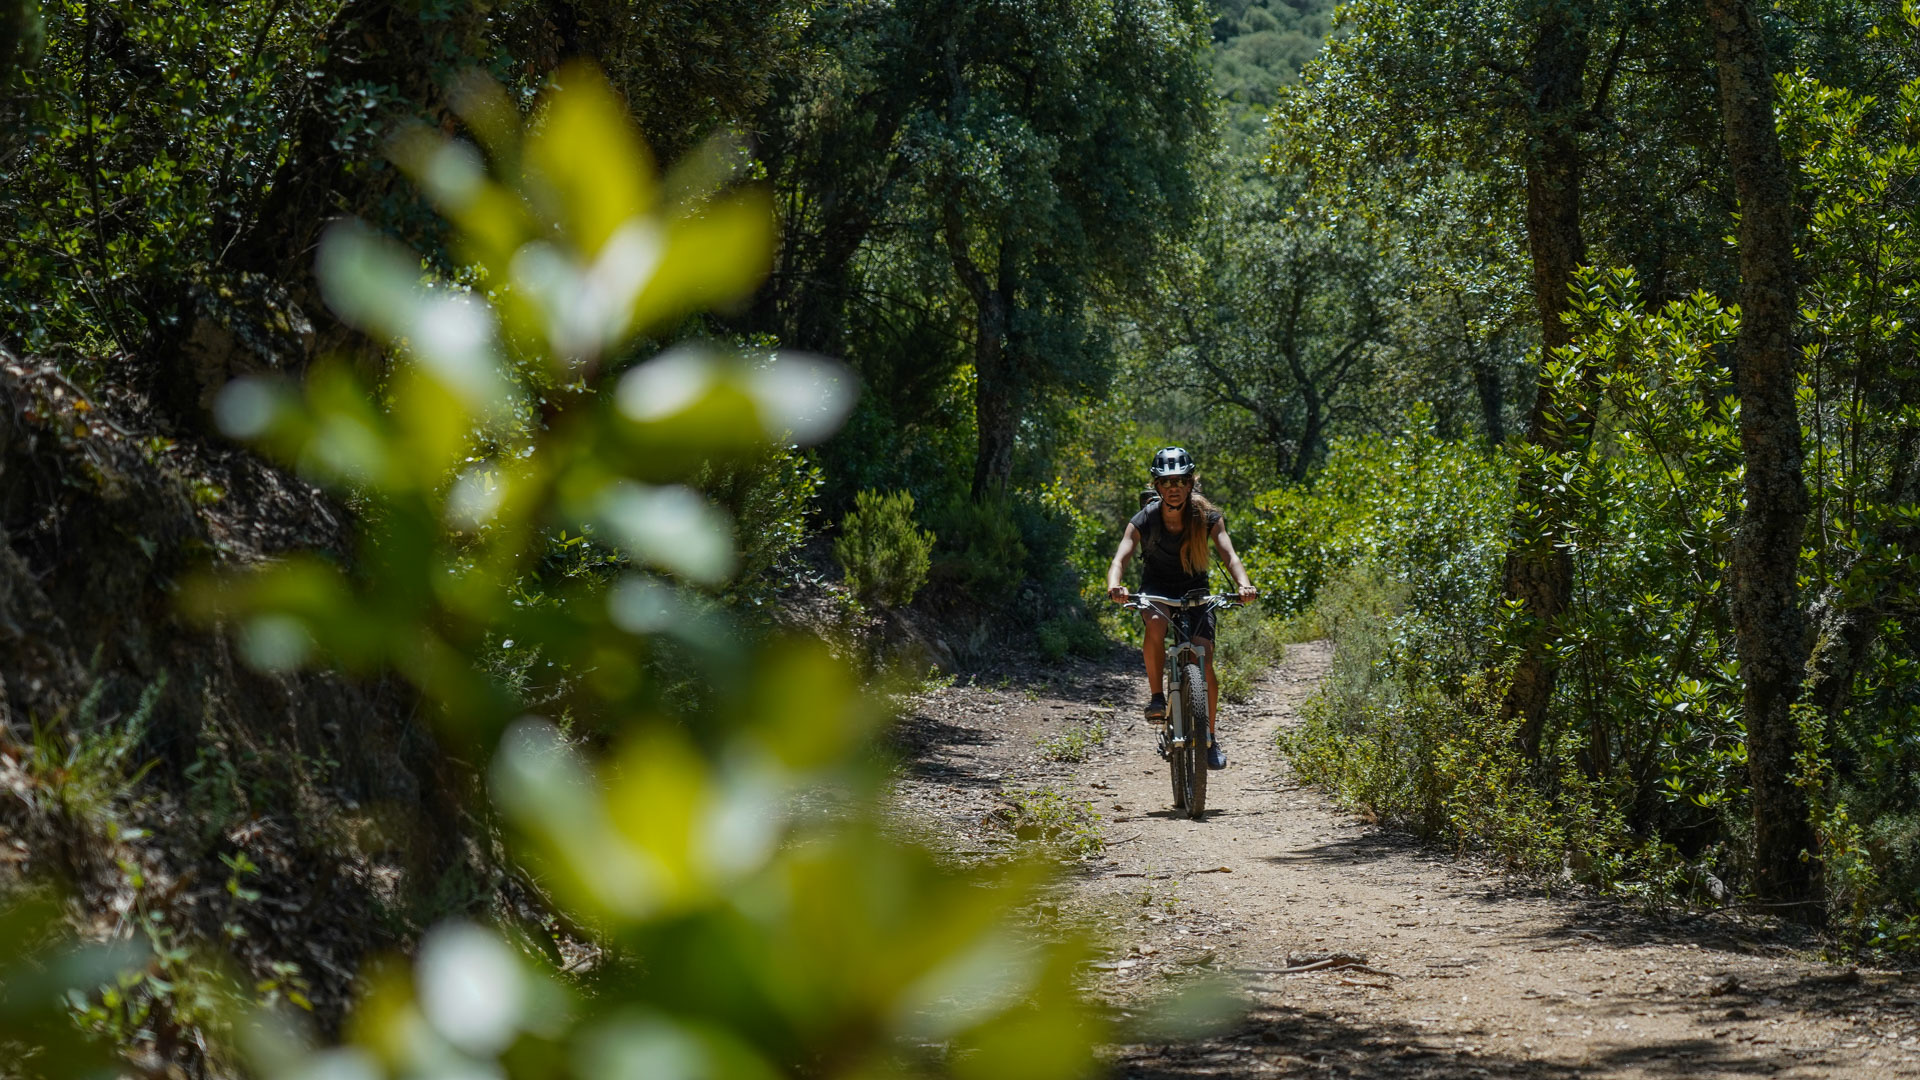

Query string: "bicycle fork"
[[1162, 642, 1206, 750]]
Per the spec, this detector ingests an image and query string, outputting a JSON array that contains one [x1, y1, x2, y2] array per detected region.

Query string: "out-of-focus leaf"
[[525, 63, 657, 259], [0, 891, 148, 1080], [491, 719, 669, 921], [748, 352, 857, 444], [629, 189, 775, 333], [415, 922, 527, 1057], [745, 641, 882, 772], [593, 482, 736, 585]]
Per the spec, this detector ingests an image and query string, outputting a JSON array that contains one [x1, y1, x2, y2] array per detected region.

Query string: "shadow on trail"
[[1260, 828, 1426, 868], [886, 710, 1001, 787], [1109, 1000, 1804, 1079]]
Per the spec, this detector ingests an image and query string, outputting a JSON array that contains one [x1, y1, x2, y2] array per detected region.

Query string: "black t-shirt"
[[1129, 500, 1222, 596]]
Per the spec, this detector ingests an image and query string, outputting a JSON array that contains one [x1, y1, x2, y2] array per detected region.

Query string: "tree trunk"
[[1497, 2, 1590, 757], [1474, 358, 1505, 446], [1292, 384, 1324, 484], [941, 199, 1017, 500], [225, 0, 459, 285], [970, 290, 1016, 500], [1706, 0, 1822, 921]]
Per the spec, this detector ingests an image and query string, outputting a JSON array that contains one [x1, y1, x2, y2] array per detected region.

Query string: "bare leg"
[[1142, 609, 1168, 695], [1196, 637, 1217, 736]]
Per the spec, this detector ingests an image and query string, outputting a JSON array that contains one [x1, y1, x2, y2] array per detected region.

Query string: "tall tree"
[[1271, 0, 1633, 750], [924, 0, 1214, 499], [755, 0, 1214, 503], [1146, 171, 1399, 482], [1705, 0, 1822, 918], [1497, 0, 1595, 754]]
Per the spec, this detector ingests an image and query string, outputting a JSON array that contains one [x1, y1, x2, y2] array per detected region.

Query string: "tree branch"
[[1579, 25, 1632, 131]]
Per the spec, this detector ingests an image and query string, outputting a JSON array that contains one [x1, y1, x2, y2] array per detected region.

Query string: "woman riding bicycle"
[[1104, 447, 1258, 769]]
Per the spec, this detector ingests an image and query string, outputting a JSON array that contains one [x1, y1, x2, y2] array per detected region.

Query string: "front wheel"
[[1167, 689, 1188, 809], [1181, 662, 1208, 818]]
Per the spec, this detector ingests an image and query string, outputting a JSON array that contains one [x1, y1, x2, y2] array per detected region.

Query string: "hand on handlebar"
[[1107, 585, 1129, 604], [1237, 582, 1259, 603]]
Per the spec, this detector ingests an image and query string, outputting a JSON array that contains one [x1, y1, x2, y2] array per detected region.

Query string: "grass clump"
[[993, 788, 1105, 858], [1036, 717, 1110, 763]]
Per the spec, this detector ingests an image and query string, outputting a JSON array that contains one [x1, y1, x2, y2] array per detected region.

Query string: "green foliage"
[[1778, 54, 1920, 946], [0, 0, 814, 391], [927, 494, 1030, 596], [755, 0, 1216, 499], [700, 439, 824, 605], [1285, 594, 1668, 884], [1282, 275, 1749, 891], [994, 789, 1107, 858], [543, 0, 813, 165], [1036, 614, 1111, 662], [1036, 717, 1111, 763], [895, 484, 1085, 611], [1240, 412, 1508, 633], [1276, 59, 1920, 928], [24, 679, 163, 829], [1207, 0, 1332, 150], [1209, 0, 1332, 101], [1212, 613, 1295, 705], [5, 62, 1109, 1079], [834, 489, 934, 608], [0, 0, 43, 88], [1133, 172, 1410, 485], [0, 890, 144, 1080]]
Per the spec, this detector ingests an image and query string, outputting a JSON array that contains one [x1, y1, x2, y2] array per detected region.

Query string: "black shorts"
[[1140, 600, 1215, 644]]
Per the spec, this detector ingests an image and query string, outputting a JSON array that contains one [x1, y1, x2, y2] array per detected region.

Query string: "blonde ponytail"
[[1180, 492, 1216, 576]]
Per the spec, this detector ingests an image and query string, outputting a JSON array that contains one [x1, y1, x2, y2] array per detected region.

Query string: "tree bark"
[[1474, 358, 1505, 446], [971, 336, 1016, 499], [1706, 0, 1822, 921], [941, 199, 1016, 500], [1498, 1, 1590, 757]]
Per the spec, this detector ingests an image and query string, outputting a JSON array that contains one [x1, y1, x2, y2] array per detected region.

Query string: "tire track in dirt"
[[890, 640, 1920, 1079]]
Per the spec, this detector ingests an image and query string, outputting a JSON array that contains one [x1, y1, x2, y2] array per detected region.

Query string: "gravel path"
[[889, 640, 1920, 1079]]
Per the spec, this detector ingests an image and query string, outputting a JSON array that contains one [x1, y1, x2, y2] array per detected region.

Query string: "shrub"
[[833, 489, 935, 607], [1036, 613, 1110, 661], [991, 788, 1106, 858], [699, 442, 824, 604], [927, 493, 1029, 596], [1212, 613, 1295, 705]]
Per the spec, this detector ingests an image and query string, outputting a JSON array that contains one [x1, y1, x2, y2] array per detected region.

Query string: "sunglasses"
[[1155, 476, 1193, 489]]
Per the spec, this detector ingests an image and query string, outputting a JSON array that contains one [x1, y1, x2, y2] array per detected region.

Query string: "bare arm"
[[1211, 520, 1258, 599], [1106, 523, 1142, 602]]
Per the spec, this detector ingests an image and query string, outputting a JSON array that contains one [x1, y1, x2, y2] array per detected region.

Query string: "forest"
[[1, 0, 1918, 1076]]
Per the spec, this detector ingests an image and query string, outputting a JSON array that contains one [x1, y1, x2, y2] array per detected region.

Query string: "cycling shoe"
[[1207, 737, 1227, 770], [1144, 692, 1167, 721]]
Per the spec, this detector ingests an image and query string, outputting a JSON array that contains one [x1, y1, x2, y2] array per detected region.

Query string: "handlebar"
[[1120, 591, 1252, 612]]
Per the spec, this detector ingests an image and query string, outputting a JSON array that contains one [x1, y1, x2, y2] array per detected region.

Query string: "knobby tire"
[[1182, 661, 1208, 818]]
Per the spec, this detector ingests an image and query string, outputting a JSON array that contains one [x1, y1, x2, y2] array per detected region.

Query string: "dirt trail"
[[890, 641, 1920, 1079]]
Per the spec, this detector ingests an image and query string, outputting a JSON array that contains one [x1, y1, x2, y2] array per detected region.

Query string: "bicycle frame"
[[1130, 593, 1222, 740], [1125, 590, 1242, 818]]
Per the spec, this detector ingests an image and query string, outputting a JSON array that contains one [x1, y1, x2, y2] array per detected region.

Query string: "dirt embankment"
[[0, 353, 484, 1049], [890, 640, 1920, 1080]]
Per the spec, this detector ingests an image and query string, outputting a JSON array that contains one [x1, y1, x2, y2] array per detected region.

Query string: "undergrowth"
[[992, 789, 1106, 858], [1213, 611, 1304, 704], [1036, 717, 1111, 763]]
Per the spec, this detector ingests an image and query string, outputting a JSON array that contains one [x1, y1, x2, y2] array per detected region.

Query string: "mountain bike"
[[1123, 590, 1247, 820]]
